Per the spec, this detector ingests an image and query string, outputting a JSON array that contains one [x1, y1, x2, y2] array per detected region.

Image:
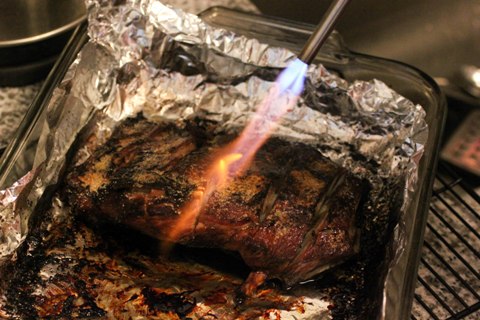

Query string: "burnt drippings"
[[141, 288, 195, 318], [0, 210, 107, 319], [0, 202, 314, 319]]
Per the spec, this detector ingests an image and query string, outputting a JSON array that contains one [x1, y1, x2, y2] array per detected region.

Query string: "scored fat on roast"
[[65, 116, 367, 286]]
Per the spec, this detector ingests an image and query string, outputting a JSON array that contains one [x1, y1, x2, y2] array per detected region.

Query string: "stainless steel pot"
[[0, 0, 86, 86]]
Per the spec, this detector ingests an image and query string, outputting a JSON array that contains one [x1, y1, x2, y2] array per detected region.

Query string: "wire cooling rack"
[[412, 162, 480, 320]]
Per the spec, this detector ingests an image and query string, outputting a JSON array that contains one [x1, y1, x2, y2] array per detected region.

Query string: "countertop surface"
[[0, 1, 478, 319]]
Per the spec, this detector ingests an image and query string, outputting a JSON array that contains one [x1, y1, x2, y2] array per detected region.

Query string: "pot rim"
[[0, 15, 86, 48]]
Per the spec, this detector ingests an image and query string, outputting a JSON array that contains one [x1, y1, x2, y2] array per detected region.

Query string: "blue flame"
[[276, 58, 308, 96]]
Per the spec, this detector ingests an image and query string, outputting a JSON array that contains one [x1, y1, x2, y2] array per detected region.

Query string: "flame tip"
[[276, 59, 307, 96]]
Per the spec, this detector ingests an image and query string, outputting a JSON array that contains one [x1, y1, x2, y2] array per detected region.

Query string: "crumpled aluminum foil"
[[0, 170, 37, 259], [82, 0, 426, 180], [0, 0, 427, 317]]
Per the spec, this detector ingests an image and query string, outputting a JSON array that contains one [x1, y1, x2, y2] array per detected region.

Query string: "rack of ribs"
[[65, 116, 366, 287]]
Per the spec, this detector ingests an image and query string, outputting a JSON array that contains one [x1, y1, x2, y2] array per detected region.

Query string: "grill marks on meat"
[[66, 116, 366, 285]]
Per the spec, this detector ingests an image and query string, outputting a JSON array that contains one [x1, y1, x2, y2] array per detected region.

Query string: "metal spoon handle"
[[298, 0, 350, 64]]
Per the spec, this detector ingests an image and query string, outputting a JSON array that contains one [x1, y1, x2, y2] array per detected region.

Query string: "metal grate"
[[412, 162, 480, 320]]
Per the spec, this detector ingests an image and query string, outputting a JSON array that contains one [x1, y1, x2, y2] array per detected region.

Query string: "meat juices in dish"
[[65, 116, 366, 287]]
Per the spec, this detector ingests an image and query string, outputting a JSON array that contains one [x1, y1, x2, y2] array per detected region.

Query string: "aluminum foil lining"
[[0, 0, 427, 316]]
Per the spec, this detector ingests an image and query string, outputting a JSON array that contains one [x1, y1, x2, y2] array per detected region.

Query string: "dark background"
[[251, 0, 480, 81]]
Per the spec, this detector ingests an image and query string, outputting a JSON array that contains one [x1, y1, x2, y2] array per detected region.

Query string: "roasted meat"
[[65, 116, 366, 285]]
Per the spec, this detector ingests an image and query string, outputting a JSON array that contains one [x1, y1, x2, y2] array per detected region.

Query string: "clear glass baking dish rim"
[[0, 7, 447, 320]]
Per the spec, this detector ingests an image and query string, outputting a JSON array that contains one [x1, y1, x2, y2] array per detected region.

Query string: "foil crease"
[[0, 171, 34, 261], [86, 0, 295, 69], [0, 0, 428, 318]]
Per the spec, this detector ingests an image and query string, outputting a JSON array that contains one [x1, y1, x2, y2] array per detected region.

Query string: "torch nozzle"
[[298, 0, 351, 64]]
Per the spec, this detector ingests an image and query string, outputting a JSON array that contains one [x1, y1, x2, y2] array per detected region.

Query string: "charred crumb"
[[141, 287, 196, 318], [262, 278, 285, 292], [234, 288, 247, 306]]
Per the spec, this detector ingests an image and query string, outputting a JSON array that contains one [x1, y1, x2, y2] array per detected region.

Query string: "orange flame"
[[163, 60, 307, 252], [163, 151, 244, 251]]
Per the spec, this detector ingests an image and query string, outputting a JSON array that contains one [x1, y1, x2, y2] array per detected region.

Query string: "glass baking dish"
[[0, 7, 446, 320], [199, 8, 447, 320]]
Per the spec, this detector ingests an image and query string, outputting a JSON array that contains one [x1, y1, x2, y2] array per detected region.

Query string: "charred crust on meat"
[[64, 116, 367, 287]]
